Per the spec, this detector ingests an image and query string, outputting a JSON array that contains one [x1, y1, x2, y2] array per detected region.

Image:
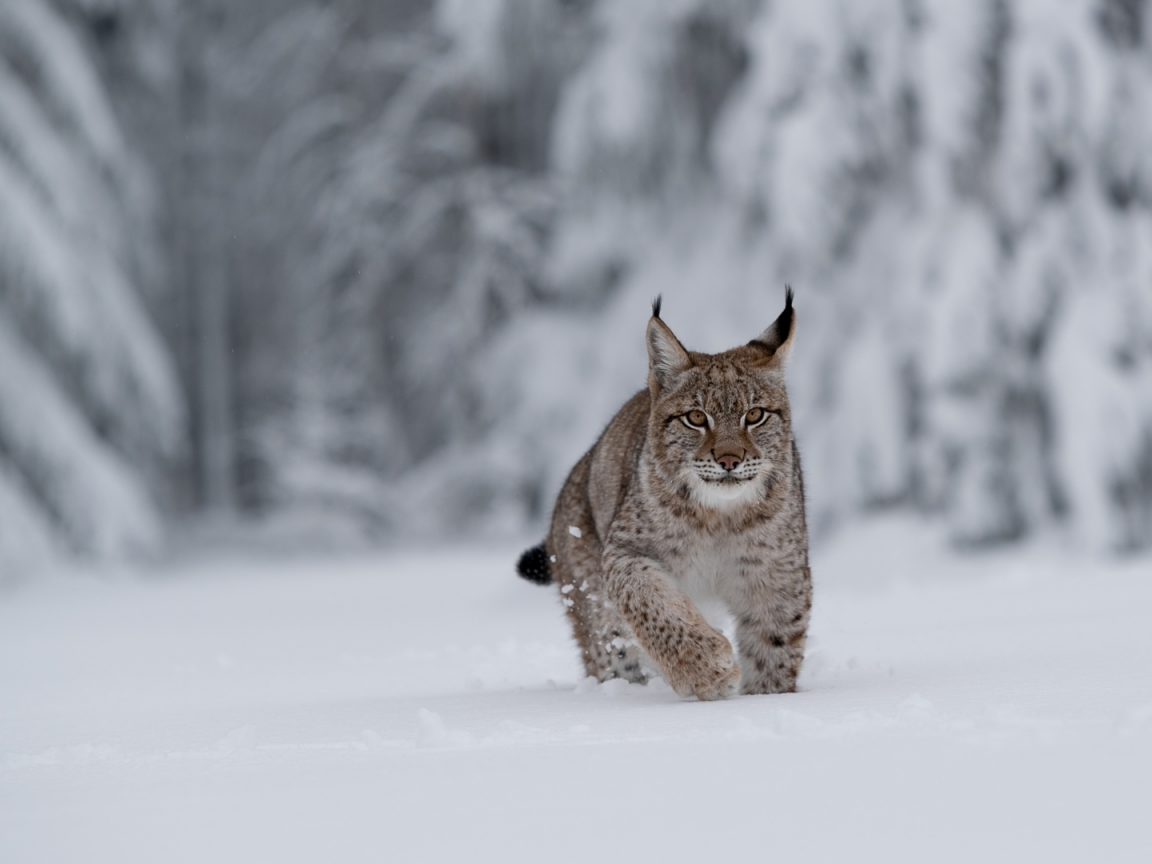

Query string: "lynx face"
[[651, 361, 791, 508], [645, 297, 796, 511]]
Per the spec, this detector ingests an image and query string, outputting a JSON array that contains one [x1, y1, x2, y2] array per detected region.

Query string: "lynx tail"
[[516, 544, 552, 585]]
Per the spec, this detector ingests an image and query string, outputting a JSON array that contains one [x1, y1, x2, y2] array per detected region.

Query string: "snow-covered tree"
[[37, 0, 1145, 558], [165, 0, 1151, 554], [195, 0, 585, 535], [481, 0, 1152, 552], [0, 0, 183, 572]]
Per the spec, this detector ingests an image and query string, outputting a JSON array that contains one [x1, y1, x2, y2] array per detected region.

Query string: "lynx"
[[517, 290, 811, 700]]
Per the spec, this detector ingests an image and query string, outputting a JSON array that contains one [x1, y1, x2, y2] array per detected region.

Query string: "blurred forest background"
[[1, 0, 1151, 574]]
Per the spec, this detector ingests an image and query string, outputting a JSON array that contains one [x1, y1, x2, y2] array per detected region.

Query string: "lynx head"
[[645, 289, 797, 511]]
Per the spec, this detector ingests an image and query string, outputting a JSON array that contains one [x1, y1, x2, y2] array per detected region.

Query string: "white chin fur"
[[689, 477, 762, 509]]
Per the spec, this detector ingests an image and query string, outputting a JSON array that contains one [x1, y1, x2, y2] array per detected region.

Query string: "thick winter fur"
[[519, 289, 811, 700]]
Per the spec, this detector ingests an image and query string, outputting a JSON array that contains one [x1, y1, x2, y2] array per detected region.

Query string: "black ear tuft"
[[652, 295, 663, 319], [775, 284, 794, 340], [516, 544, 552, 585], [747, 285, 796, 359]]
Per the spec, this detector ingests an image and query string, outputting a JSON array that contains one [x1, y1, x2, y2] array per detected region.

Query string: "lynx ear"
[[647, 296, 691, 390], [748, 286, 796, 370]]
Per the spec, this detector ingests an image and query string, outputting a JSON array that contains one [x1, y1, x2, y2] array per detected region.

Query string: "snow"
[[3, 520, 1151, 863]]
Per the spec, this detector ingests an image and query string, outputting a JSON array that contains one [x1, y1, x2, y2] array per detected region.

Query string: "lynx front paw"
[[663, 629, 740, 701]]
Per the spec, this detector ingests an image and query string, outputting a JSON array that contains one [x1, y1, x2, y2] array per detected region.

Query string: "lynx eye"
[[683, 410, 708, 429], [745, 407, 767, 427]]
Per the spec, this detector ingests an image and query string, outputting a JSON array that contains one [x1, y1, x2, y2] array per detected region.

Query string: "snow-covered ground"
[[2, 518, 1151, 863]]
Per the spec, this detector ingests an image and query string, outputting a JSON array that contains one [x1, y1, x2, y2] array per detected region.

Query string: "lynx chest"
[[663, 535, 751, 630]]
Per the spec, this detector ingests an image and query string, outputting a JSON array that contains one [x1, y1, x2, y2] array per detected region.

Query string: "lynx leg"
[[549, 466, 646, 683], [603, 549, 739, 701], [729, 568, 812, 695]]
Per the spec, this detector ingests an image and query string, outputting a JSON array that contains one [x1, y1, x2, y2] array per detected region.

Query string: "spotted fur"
[[523, 290, 811, 700]]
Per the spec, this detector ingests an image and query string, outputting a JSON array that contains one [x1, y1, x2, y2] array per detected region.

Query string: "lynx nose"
[[713, 449, 744, 472]]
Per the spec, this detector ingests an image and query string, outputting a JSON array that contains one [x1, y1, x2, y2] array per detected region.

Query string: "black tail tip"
[[516, 544, 552, 585]]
